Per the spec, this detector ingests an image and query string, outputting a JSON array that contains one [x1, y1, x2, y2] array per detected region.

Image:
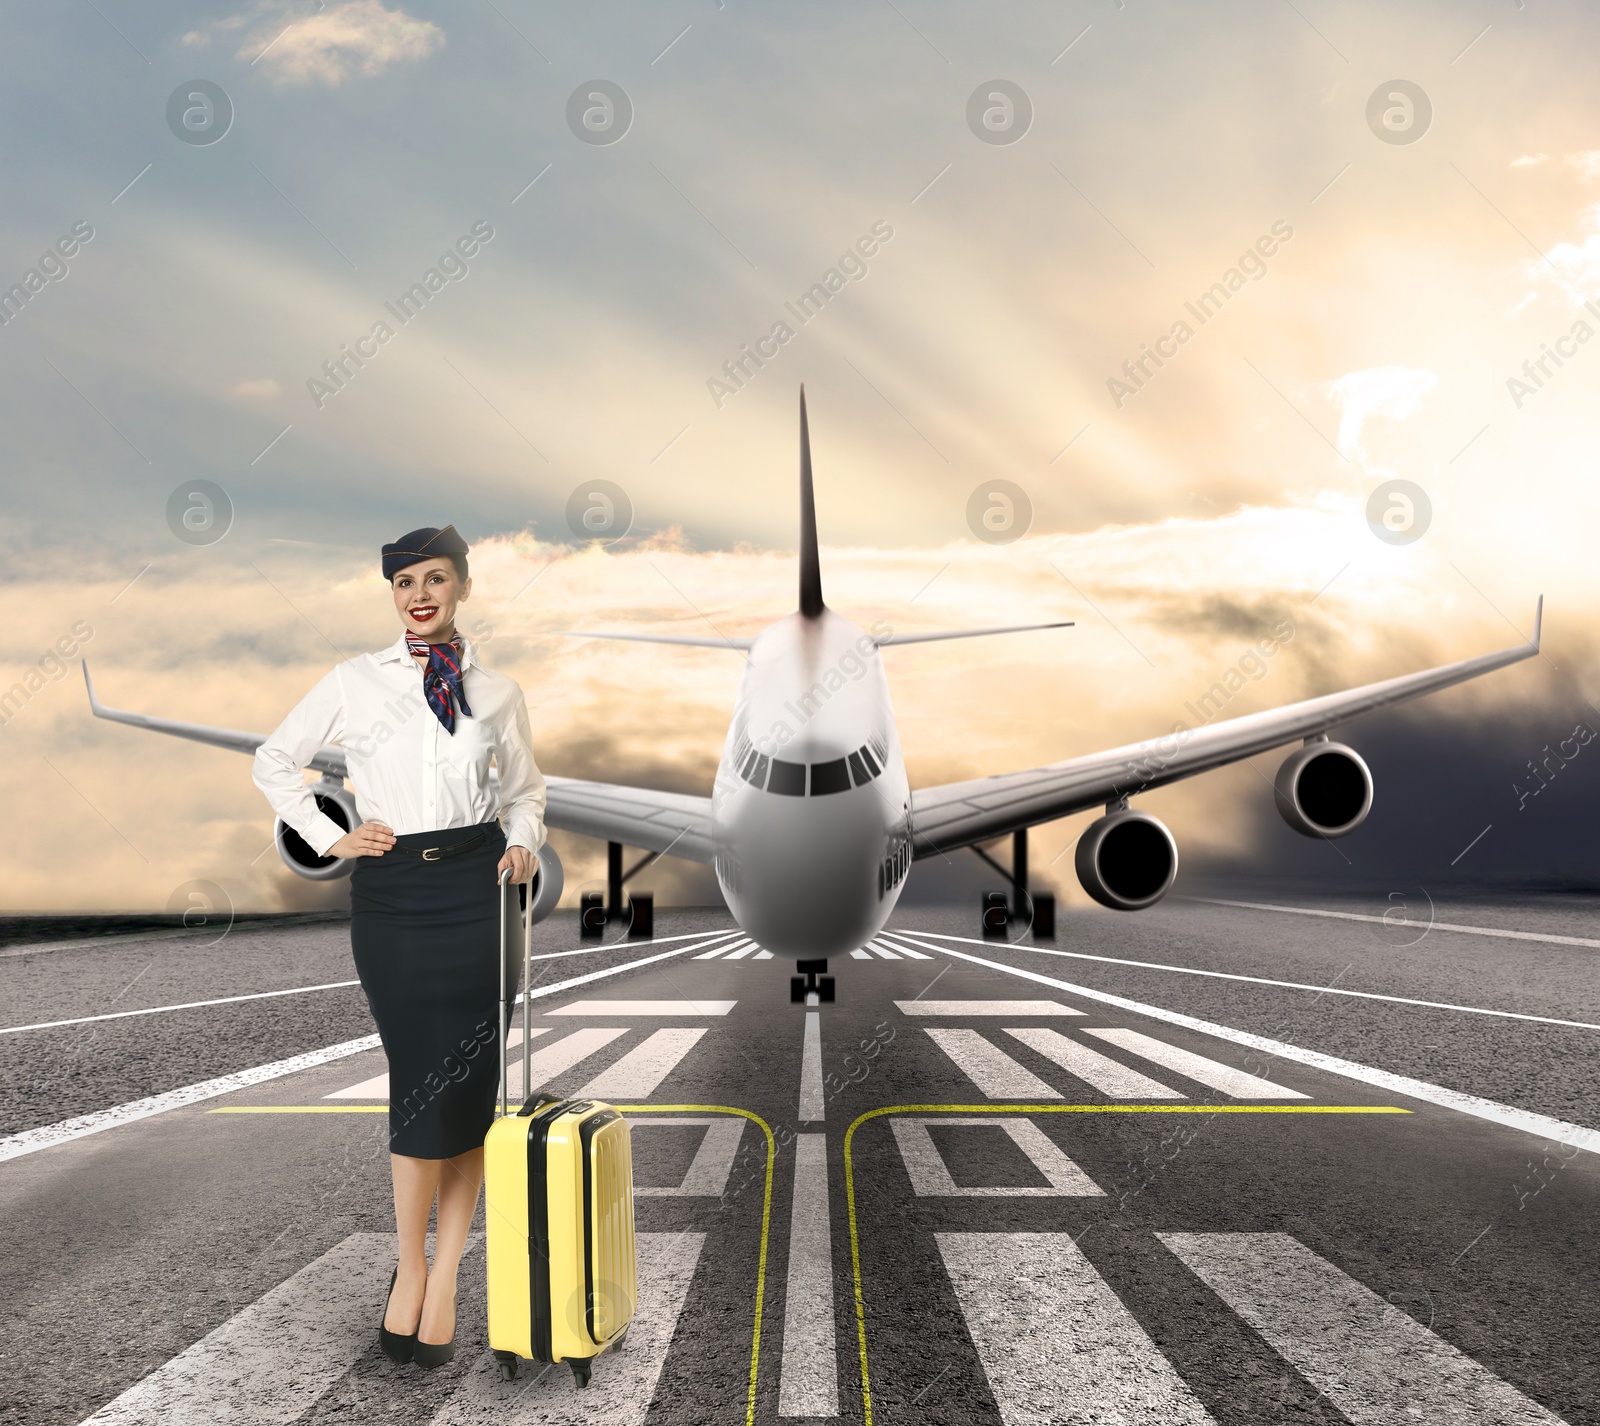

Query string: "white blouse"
[[252, 632, 547, 858]]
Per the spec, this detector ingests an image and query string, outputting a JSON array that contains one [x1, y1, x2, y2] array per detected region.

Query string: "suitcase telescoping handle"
[[499, 867, 511, 1118], [497, 865, 535, 1118]]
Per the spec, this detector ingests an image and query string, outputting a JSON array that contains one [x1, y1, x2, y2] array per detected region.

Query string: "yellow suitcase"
[[485, 872, 637, 1386]]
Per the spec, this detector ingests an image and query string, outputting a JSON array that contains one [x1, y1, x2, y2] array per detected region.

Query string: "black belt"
[[390, 830, 488, 862]]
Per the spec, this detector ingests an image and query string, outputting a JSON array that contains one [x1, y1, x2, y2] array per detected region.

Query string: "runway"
[[2, 893, 1596, 1423]]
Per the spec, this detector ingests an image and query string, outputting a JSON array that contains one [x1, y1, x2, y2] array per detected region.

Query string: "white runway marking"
[[81, 1231, 396, 1424], [850, 949, 872, 960], [577, 1028, 707, 1098], [778, 1134, 838, 1417], [892, 1117, 1104, 1196], [505, 1028, 628, 1098], [869, 942, 902, 959], [1161, 1232, 1570, 1425], [0, 1033, 381, 1164], [1, 931, 740, 1163], [546, 999, 737, 1016], [324, 1028, 556, 1100], [874, 935, 933, 959], [896, 999, 1083, 1016], [516, 934, 748, 1005], [925, 1029, 1061, 1099], [323, 1070, 390, 1100], [0, 978, 363, 1037], [695, 939, 752, 959], [527, 927, 741, 964], [428, 1232, 705, 1425], [798, 1011, 825, 1122], [885, 931, 1600, 1158], [903, 928, 1600, 1032], [1004, 1027, 1185, 1099], [938, 1232, 1216, 1424], [1196, 896, 1600, 950], [754, 949, 773, 959], [1085, 1027, 1309, 1099], [633, 1118, 746, 1196]]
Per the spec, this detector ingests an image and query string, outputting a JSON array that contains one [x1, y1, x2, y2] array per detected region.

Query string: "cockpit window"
[[737, 749, 770, 789], [810, 758, 850, 796], [768, 759, 806, 796], [744, 742, 888, 796]]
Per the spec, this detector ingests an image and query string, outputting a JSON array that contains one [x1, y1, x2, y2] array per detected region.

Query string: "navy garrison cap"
[[382, 525, 469, 580]]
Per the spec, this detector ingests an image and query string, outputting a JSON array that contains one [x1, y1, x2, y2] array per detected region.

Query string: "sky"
[[1, 0, 1598, 915]]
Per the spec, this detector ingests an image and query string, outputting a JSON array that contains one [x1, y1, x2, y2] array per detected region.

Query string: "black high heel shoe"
[[412, 1288, 457, 1370], [379, 1268, 417, 1364]]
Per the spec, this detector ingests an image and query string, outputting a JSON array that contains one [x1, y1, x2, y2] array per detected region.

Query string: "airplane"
[[83, 388, 1542, 1001]]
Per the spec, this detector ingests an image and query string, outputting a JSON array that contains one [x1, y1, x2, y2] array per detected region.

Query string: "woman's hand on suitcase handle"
[[328, 820, 396, 859], [498, 844, 534, 884]]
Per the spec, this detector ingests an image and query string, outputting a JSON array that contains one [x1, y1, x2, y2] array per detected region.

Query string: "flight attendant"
[[252, 525, 546, 1369]]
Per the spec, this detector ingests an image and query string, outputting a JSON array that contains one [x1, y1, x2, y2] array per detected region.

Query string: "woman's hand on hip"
[[498, 845, 534, 884], [328, 821, 396, 859]]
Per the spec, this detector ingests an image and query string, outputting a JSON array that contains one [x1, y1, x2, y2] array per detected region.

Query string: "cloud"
[[1542, 203, 1600, 297], [186, 1, 443, 85], [1567, 151, 1600, 182], [5, 502, 1569, 915], [1512, 153, 1550, 167], [1326, 367, 1437, 465]]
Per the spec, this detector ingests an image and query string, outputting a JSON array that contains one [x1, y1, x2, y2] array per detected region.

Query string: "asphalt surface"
[[2, 893, 1597, 1424]]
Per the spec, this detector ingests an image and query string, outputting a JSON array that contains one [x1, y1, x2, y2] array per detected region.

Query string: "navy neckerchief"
[[405, 632, 473, 734]]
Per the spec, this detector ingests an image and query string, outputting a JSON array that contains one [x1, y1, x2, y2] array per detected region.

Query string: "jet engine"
[[1274, 740, 1373, 838], [526, 843, 564, 924], [275, 785, 359, 881], [1075, 809, 1178, 911]]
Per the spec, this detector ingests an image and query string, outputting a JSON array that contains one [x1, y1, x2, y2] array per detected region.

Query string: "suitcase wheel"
[[570, 1357, 592, 1388], [493, 1350, 519, 1382], [611, 1327, 629, 1353]]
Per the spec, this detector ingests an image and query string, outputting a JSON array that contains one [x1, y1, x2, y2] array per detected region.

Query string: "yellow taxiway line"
[[842, 1103, 1412, 1426]]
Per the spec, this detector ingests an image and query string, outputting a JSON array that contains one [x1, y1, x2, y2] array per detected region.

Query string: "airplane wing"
[[540, 779, 714, 862], [875, 621, 1073, 646], [83, 663, 351, 779], [81, 662, 716, 863], [559, 621, 1072, 650], [559, 630, 754, 651], [908, 599, 1543, 859]]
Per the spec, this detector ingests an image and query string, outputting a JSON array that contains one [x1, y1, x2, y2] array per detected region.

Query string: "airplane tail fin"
[[798, 385, 824, 619]]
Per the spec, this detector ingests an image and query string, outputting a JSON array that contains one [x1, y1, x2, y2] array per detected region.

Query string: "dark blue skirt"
[[350, 820, 509, 1159]]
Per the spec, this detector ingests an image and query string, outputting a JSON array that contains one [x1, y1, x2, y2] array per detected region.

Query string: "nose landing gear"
[[790, 958, 835, 1003]]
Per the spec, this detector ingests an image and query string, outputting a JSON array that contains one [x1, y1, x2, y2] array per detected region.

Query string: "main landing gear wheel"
[[493, 1350, 519, 1381]]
